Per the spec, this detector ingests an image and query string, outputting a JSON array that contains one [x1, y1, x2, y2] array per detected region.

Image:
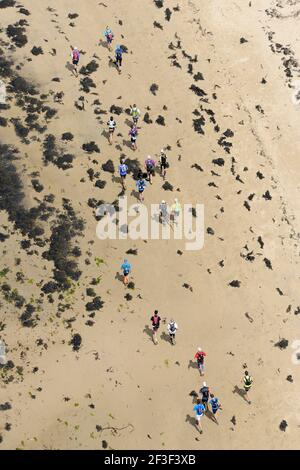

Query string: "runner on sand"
[[159, 200, 168, 225], [150, 310, 161, 344], [130, 104, 141, 126], [120, 259, 131, 286], [107, 116, 116, 144], [70, 46, 80, 77], [118, 158, 128, 191], [159, 149, 169, 180], [193, 399, 205, 434], [171, 198, 182, 225], [199, 382, 210, 411], [243, 371, 253, 404], [115, 45, 123, 73], [104, 26, 114, 50], [129, 125, 138, 150], [194, 347, 206, 376], [136, 176, 147, 202], [167, 319, 178, 345], [145, 156, 156, 184], [209, 394, 222, 424]]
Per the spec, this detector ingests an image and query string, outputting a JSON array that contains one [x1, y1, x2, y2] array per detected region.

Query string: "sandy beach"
[[0, 0, 300, 450]]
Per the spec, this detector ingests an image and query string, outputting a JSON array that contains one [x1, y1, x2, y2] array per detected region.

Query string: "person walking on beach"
[[130, 104, 141, 126], [118, 158, 128, 191], [194, 347, 206, 376], [209, 394, 222, 424], [145, 156, 156, 184], [115, 45, 123, 73], [70, 46, 80, 77], [120, 259, 131, 286], [104, 26, 114, 50], [193, 399, 205, 434], [200, 382, 210, 411], [167, 319, 178, 345], [136, 175, 147, 202], [150, 310, 161, 345], [129, 125, 138, 150], [107, 116, 116, 144], [159, 200, 168, 225], [243, 371, 253, 404], [171, 198, 182, 225], [159, 149, 169, 180]]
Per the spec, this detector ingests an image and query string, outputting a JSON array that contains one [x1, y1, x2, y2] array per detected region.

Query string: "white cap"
[[161, 149, 164, 153], [198, 347, 202, 352], [203, 381, 206, 387], [147, 155, 151, 159], [174, 198, 178, 203], [74, 46, 78, 50], [161, 200, 166, 204]]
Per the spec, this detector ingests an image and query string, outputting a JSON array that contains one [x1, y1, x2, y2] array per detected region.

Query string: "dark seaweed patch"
[[153, 21, 163, 30], [19, 7, 30, 15], [193, 116, 205, 135], [165, 8, 172, 21], [43, 134, 74, 169], [31, 46, 43, 56], [212, 158, 224, 166], [229, 280, 241, 288], [80, 77, 96, 93], [85, 296, 104, 311], [82, 142, 100, 153], [31, 179, 44, 193], [193, 72, 204, 81], [110, 104, 123, 115], [150, 83, 158, 95], [275, 338, 288, 350], [79, 60, 99, 75], [162, 181, 173, 191], [102, 160, 115, 173], [0, 117, 8, 127], [6, 21, 28, 48], [190, 84, 206, 97], [0, 0, 16, 7], [70, 334, 82, 351], [156, 115, 165, 126], [62, 132, 74, 141], [143, 112, 153, 124], [154, 0, 163, 7]]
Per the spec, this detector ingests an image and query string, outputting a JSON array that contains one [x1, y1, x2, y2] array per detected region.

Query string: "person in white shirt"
[[167, 319, 178, 345], [107, 116, 116, 144]]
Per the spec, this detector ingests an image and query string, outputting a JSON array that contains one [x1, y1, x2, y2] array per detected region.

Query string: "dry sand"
[[0, 0, 300, 450]]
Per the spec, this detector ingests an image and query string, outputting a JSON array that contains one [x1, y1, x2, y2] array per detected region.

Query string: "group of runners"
[[71, 28, 254, 437]]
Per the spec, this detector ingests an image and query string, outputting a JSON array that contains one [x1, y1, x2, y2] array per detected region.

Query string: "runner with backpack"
[[243, 371, 253, 404], [115, 45, 123, 74], [120, 259, 131, 286], [70, 46, 80, 77], [159, 149, 169, 180], [136, 176, 147, 202], [209, 394, 222, 424], [104, 26, 114, 50], [199, 382, 210, 411], [129, 125, 138, 150], [118, 158, 128, 191], [167, 319, 178, 345], [150, 310, 161, 345], [145, 156, 156, 185], [194, 347, 206, 376], [107, 116, 116, 145], [130, 104, 141, 126]]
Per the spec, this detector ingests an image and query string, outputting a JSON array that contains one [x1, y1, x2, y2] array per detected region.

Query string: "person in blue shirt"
[[209, 394, 222, 423], [193, 399, 205, 434], [136, 176, 147, 202], [115, 45, 123, 73], [120, 259, 131, 286], [118, 158, 128, 191]]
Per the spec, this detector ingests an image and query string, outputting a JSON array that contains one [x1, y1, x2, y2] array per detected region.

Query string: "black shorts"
[[152, 325, 159, 331], [116, 56, 122, 66], [72, 59, 79, 65], [212, 408, 218, 414], [120, 174, 126, 179], [131, 136, 137, 143], [147, 168, 155, 176], [160, 163, 167, 170], [109, 128, 115, 133]]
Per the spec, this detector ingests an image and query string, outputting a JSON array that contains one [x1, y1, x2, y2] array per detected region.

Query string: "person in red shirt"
[[194, 347, 206, 376], [150, 310, 161, 345]]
